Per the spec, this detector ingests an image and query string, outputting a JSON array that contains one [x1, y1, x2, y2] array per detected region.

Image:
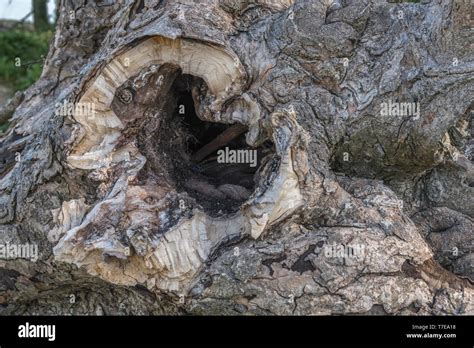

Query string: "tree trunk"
[[0, 0, 472, 315], [33, 0, 49, 32]]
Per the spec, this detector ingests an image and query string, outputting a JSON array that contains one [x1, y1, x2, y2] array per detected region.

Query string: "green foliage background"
[[0, 29, 52, 91], [0, 29, 52, 131]]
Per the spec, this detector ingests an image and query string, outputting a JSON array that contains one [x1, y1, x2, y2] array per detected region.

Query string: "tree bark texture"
[[0, 0, 472, 315]]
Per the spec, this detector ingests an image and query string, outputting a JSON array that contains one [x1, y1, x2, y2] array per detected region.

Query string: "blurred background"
[[0, 0, 57, 131]]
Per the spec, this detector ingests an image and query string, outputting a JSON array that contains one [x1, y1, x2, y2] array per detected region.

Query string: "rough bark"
[[0, 0, 472, 315]]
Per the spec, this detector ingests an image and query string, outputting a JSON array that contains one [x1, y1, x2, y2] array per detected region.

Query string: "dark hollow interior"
[[113, 67, 275, 216], [170, 74, 273, 215]]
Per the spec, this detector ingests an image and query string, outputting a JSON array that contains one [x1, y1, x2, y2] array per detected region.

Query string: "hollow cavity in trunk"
[[112, 65, 274, 216]]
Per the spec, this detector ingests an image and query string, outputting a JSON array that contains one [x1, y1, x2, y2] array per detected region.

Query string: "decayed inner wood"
[[110, 64, 274, 215]]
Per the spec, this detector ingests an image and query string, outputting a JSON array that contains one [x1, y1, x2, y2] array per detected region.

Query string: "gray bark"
[[0, 0, 472, 315]]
